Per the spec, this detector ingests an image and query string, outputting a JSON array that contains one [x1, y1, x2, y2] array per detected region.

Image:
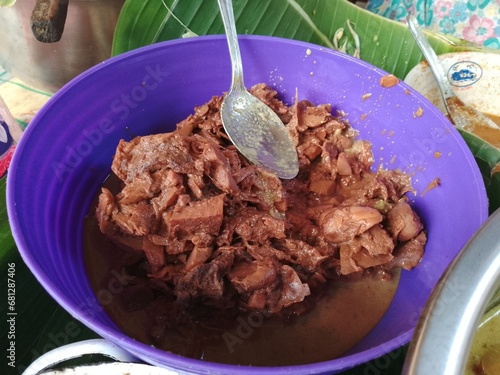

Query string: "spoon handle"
[[218, 0, 246, 92], [407, 16, 454, 102]]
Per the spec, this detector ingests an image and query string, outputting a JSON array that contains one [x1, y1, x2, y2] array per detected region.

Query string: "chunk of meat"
[[232, 208, 286, 242], [185, 247, 213, 272], [319, 206, 383, 243], [228, 261, 278, 293], [336, 152, 353, 176], [117, 175, 157, 204], [356, 225, 395, 256], [309, 179, 336, 195], [238, 168, 286, 212], [175, 251, 234, 303], [96, 187, 117, 235], [338, 225, 395, 275], [387, 199, 424, 242], [246, 243, 290, 263], [113, 201, 158, 237], [165, 194, 225, 240], [277, 239, 328, 273], [277, 265, 311, 309], [142, 237, 165, 269], [300, 103, 331, 129], [285, 210, 320, 242], [247, 290, 267, 310], [218, 207, 286, 246], [386, 231, 427, 270], [112, 133, 196, 182], [150, 170, 184, 216], [202, 141, 240, 194], [175, 263, 225, 302], [249, 83, 291, 122], [339, 241, 394, 276]]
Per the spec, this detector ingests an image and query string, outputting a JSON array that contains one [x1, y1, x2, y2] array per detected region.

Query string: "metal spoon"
[[217, 0, 299, 179], [407, 16, 500, 132]]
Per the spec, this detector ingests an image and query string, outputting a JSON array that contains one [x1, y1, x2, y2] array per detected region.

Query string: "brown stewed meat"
[[96, 84, 426, 315]]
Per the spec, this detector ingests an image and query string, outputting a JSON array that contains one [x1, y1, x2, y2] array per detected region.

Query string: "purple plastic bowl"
[[7, 35, 488, 374]]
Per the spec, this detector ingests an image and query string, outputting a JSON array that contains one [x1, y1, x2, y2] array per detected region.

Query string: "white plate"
[[42, 363, 178, 375], [404, 51, 500, 126]]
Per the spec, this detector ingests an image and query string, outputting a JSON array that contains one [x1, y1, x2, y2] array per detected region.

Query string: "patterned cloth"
[[0, 67, 51, 128], [0, 67, 51, 177], [366, 0, 500, 49]]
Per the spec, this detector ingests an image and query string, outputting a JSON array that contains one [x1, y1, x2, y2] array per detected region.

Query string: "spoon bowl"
[[217, 0, 299, 179], [220, 89, 300, 179]]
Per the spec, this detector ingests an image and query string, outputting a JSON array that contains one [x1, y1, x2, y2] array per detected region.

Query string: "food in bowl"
[[84, 83, 426, 365], [468, 301, 500, 375]]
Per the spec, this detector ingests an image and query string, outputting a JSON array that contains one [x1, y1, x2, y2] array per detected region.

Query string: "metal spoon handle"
[[218, 0, 245, 92], [407, 16, 454, 101]]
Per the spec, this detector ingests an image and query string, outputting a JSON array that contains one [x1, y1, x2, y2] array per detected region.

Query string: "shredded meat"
[[96, 83, 427, 315]]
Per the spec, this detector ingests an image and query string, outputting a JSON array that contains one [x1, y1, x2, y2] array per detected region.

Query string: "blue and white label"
[[448, 61, 482, 88]]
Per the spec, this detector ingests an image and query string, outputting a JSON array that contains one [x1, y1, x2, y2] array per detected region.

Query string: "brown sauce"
[[83, 177, 400, 366], [485, 113, 500, 128], [465, 124, 500, 149]]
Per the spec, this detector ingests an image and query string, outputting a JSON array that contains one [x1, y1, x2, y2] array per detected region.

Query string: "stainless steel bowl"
[[0, 0, 124, 93], [403, 208, 500, 374]]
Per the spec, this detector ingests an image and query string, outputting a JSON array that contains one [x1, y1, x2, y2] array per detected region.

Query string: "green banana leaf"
[[0, 178, 15, 262], [458, 129, 500, 215], [112, 0, 499, 213], [112, 0, 488, 79]]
